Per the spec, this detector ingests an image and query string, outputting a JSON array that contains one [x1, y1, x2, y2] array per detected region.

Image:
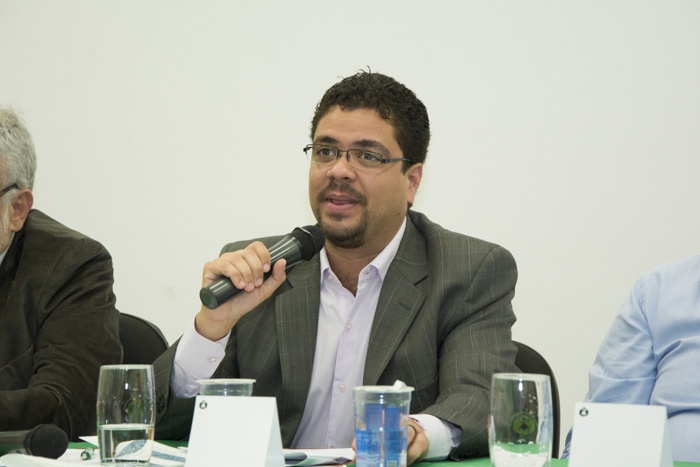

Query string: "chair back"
[[513, 340, 561, 458], [119, 313, 169, 364]]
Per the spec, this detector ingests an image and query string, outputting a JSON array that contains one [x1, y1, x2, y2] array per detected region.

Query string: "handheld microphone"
[[0, 424, 69, 459], [200, 224, 325, 309]]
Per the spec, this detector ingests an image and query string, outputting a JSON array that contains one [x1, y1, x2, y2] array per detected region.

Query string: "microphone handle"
[[200, 236, 304, 309], [0, 435, 24, 456]]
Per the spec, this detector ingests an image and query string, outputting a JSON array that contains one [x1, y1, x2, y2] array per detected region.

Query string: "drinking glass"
[[96, 364, 155, 466], [197, 378, 255, 396], [489, 373, 553, 467], [353, 383, 413, 467]]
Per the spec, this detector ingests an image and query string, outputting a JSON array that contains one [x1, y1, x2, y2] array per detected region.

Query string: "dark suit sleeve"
[[153, 238, 258, 440], [427, 244, 518, 459], [153, 341, 198, 440], [0, 239, 121, 439], [154, 332, 247, 440]]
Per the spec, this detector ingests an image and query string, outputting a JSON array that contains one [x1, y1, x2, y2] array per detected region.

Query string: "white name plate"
[[569, 402, 672, 467], [186, 395, 284, 467]]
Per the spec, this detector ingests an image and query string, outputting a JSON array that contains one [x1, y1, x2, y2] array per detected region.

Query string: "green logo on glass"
[[511, 412, 537, 436]]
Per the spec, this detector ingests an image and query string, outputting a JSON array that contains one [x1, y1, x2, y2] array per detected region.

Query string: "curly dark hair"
[[310, 70, 430, 171]]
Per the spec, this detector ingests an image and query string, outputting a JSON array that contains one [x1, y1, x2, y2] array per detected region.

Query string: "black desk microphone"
[[0, 424, 69, 459]]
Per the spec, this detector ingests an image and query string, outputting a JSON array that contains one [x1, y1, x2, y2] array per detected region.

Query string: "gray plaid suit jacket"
[[155, 210, 518, 459]]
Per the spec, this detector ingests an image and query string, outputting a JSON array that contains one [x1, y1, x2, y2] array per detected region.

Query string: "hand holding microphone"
[[200, 225, 325, 309]]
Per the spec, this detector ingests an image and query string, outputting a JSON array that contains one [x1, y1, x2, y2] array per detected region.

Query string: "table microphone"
[[0, 424, 69, 459], [200, 224, 325, 309]]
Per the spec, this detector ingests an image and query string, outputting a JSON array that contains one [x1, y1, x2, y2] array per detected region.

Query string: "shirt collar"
[[320, 217, 407, 281]]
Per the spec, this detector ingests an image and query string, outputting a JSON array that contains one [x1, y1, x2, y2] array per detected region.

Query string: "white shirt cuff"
[[410, 414, 462, 461], [171, 319, 229, 398]]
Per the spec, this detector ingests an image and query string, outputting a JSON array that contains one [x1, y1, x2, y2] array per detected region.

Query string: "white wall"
[[2, 0, 699, 455]]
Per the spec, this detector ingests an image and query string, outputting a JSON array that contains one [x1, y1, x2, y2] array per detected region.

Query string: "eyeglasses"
[[0, 184, 18, 197], [303, 144, 411, 170]]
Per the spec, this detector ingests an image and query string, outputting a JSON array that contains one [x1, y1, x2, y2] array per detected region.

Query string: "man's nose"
[[325, 152, 356, 178]]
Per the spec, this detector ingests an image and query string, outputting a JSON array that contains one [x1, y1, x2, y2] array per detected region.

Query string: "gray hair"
[[0, 107, 37, 197]]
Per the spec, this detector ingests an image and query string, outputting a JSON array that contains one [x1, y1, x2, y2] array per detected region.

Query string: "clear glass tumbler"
[[489, 373, 553, 467], [353, 383, 413, 467], [96, 364, 155, 466], [197, 378, 255, 396]]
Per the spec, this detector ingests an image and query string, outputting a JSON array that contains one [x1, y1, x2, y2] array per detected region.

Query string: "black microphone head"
[[25, 424, 68, 459], [290, 225, 325, 261]]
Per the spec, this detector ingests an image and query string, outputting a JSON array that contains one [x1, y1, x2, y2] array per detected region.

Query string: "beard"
[[314, 181, 369, 249]]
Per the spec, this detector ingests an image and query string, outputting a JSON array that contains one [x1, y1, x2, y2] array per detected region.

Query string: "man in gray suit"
[[155, 71, 518, 462], [0, 107, 122, 439]]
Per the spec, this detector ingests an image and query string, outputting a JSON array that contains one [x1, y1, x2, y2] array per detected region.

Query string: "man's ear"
[[9, 189, 34, 233], [406, 163, 423, 206]]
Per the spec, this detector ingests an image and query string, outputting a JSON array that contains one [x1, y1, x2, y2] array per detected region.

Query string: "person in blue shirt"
[[563, 254, 700, 462]]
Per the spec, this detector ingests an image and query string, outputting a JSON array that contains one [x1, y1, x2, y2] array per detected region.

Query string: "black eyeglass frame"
[[303, 144, 411, 169], [0, 184, 18, 197]]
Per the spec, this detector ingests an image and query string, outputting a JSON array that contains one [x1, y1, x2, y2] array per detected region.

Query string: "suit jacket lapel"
[[274, 257, 321, 431], [364, 218, 428, 385]]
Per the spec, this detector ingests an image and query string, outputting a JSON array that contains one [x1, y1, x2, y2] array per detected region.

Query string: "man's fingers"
[[407, 424, 418, 443], [255, 259, 287, 298], [202, 241, 271, 290], [406, 421, 429, 465]]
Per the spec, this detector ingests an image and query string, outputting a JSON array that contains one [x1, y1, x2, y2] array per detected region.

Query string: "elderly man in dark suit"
[[0, 107, 121, 439], [154, 71, 518, 463]]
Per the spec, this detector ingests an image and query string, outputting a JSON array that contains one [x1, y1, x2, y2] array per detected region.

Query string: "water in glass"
[[98, 423, 155, 465]]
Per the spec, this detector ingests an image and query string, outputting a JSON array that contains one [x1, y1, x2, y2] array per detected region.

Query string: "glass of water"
[[353, 382, 413, 467], [96, 364, 155, 466], [197, 378, 255, 396], [489, 373, 553, 467]]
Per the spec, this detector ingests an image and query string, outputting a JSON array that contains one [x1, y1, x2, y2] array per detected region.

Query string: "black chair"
[[119, 313, 169, 364], [513, 340, 561, 458]]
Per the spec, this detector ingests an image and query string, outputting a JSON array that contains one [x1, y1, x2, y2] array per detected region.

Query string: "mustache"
[[317, 181, 367, 206]]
